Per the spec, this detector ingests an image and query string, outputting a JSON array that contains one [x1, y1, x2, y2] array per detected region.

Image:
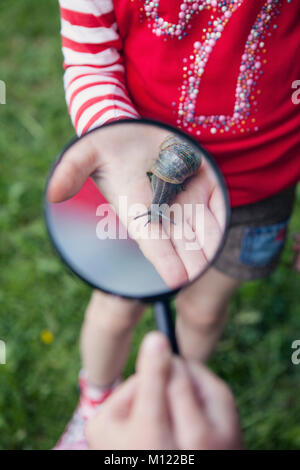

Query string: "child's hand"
[[86, 332, 242, 450], [47, 124, 225, 288]]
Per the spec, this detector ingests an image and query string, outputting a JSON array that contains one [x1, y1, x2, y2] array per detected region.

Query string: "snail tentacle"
[[134, 208, 176, 225]]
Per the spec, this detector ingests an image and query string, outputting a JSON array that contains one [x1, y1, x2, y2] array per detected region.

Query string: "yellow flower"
[[41, 329, 54, 345]]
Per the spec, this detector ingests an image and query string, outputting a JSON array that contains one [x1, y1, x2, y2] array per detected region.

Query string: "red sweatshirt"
[[59, 0, 300, 207]]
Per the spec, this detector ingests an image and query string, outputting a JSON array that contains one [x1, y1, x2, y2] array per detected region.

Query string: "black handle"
[[154, 300, 179, 355]]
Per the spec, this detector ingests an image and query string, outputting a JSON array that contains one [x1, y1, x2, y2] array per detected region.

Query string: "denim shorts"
[[214, 186, 297, 281]]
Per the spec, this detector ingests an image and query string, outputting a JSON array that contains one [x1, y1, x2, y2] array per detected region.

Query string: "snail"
[[135, 135, 202, 226]]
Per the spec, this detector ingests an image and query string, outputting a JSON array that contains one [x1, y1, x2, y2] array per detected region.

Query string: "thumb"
[[47, 136, 99, 203], [133, 332, 172, 423]]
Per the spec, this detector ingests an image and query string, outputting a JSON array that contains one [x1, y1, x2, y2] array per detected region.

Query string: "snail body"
[[135, 135, 202, 225]]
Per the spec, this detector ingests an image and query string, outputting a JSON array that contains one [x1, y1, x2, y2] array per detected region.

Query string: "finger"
[[159, 161, 219, 281], [47, 136, 98, 203], [167, 359, 210, 449], [192, 160, 225, 254], [146, 173, 208, 284], [194, 206, 222, 262], [99, 375, 138, 420], [129, 215, 189, 289], [208, 184, 227, 232], [187, 362, 240, 437], [133, 332, 172, 424], [109, 177, 189, 290], [165, 216, 208, 281], [86, 376, 138, 450], [139, 235, 189, 289]]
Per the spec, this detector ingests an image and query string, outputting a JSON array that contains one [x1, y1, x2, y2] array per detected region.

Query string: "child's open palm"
[[47, 123, 226, 288]]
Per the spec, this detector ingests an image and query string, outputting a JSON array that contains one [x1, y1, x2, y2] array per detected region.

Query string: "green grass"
[[0, 0, 299, 450]]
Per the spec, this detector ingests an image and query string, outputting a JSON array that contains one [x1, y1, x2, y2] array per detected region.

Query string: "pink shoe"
[[54, 371, 119, 450]]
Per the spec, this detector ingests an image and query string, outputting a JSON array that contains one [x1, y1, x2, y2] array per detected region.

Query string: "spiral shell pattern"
[[152, 135, 201, 184]]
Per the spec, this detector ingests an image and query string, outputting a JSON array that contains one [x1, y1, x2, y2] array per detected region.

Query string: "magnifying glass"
[[44, 119, 230, 354]]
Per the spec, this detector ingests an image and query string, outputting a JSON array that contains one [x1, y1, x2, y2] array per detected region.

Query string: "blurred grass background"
[[0, 0, 299, 450]]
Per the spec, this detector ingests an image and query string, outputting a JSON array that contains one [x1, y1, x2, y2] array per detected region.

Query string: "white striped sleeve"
[[59, 0, 139, 136]]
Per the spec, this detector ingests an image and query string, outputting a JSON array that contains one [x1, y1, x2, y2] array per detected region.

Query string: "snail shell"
[[152, 135, 201, 184], [135, 135, 202, 226]]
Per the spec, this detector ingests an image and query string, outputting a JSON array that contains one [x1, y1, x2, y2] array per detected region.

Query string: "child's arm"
[[52, 2, 225, 287], [59, 0, 139, 136]]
